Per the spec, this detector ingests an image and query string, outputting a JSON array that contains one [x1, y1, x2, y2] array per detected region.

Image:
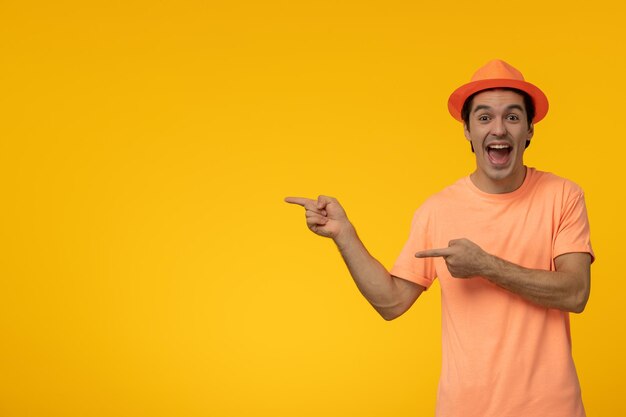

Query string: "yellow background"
[[1, 0, 624, 416]]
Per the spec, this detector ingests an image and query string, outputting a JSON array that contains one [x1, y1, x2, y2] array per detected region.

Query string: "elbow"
[[570, 295, 589, 314], [380, 310, 401, 321], [374, 305, 403, 321], [570, 301, 586, 314], [569, 286, 590, 314]]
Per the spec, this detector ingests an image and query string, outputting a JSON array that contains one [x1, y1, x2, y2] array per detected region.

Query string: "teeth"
[[488, 144, 510, 149]]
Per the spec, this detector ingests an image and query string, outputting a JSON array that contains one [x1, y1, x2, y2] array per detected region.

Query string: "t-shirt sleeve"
[[553, 189, 595, 263], [389, 205, 437, 289]]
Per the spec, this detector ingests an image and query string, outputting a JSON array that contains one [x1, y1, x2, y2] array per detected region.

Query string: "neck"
[[470, 166, 527, 194]]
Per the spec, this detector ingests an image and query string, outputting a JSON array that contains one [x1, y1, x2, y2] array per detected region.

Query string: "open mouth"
[[486, 144, 512, 165]]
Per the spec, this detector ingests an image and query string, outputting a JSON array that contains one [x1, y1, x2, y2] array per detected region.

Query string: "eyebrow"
[[473, 104, 525, 113]]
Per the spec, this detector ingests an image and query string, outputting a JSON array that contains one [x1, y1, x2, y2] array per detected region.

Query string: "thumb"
[[317, 195, 333, 210]]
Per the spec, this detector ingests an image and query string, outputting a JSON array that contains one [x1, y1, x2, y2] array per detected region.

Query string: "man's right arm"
[[285, 195, 424, 320]]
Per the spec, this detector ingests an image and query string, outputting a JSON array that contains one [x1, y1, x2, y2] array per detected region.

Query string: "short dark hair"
[[461, 88, 535, 130], [461, 88, 535, 150]]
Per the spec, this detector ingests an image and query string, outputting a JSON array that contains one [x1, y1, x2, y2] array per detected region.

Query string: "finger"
[[285, 197, 327, 215], [305, 212, 328, 226], [317, 195, 335, 210], [415, 247, 454, 258], [284, 197, 313, 207], [305, 209, 327, 219]]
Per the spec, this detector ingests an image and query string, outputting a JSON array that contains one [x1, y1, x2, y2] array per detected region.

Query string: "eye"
[[506, 114, 520, 121], [477, 114, 490, 122]]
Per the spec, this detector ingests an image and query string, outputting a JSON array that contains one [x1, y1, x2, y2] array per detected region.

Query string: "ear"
[[524, 122, 534, 149], [464, 123, 475, 152]]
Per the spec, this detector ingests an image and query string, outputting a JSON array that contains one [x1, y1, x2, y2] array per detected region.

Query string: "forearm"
[[417, 240, 591, 313], [481, 254, 590, 313], [334, 224, 420, 320]]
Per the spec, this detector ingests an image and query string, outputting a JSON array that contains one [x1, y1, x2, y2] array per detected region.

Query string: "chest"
[[430, 195, 561, 271]]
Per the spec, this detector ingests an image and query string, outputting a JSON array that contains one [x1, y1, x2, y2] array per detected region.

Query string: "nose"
[[491, 118, 507, 137]]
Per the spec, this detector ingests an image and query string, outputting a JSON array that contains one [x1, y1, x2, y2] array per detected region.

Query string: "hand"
[[284, 195, 353, 241], [414, 238, 491, 278]]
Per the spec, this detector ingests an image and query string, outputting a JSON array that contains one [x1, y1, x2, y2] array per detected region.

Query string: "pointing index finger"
[[284, 197, 312, 207], [415, 247, 453, 258]]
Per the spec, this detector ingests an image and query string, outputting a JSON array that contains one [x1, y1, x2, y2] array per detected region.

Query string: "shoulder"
[[527, 169, 587, 212], [410, 177, 468, 221], [427, 177, 469, 205], [529, 168, 585, 198]]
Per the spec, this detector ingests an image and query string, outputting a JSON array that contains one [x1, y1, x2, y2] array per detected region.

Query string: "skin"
[[463, 90, 534, 194], [285, 90, 591, 319], [464, 89, 533, 194], [415, 239, 590, 314]]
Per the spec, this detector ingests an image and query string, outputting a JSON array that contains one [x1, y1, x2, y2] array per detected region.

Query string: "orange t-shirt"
[[390, 168, 594, 417]]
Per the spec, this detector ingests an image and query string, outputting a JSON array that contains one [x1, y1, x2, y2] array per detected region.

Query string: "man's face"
[[464, 89, 534, 193]]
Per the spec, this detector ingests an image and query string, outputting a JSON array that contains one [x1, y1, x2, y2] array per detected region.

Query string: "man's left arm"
[[415, 239, 591, 313]]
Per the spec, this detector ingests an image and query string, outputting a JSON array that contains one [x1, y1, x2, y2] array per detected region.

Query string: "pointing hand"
[[415, 238, 491, 278], [285, 195, 351, 240]]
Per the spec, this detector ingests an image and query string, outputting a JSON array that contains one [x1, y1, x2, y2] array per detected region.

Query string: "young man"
[[285, 60, 594, 417]]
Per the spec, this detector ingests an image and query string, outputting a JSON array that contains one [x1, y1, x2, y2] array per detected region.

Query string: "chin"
[[487, 163, 526, 183]]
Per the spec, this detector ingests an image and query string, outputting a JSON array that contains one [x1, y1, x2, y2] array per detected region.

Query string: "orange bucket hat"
[[447, 59, 549, 123]]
